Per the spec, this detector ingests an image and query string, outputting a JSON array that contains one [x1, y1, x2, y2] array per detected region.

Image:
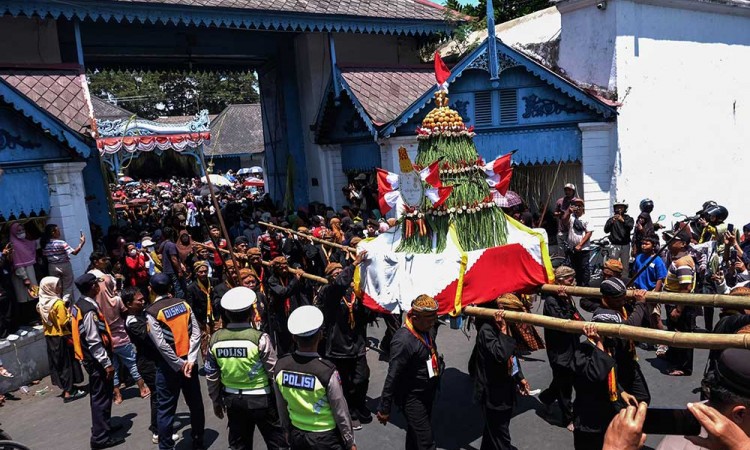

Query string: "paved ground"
[[0, 303, 711, 450]]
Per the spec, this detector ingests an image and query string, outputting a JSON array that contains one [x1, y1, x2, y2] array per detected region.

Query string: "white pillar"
[[317, 145, 347, 210], [44, 162, 94, 280], [579, 122, 615, 236], [378, 136, 419, 174]]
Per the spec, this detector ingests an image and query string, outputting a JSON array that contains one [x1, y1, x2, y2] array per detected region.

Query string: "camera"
[[597, 1, 607, 9]]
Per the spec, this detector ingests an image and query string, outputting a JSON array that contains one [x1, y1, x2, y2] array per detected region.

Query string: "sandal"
[[0, 368, 13, 378], [655, 345, 668, 357], [668, 369, 687, 376]]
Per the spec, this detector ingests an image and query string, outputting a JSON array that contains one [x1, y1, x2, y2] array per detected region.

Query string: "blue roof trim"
[[4, 1, 455, 36], [380, 38, 617, 138], [0, 79, 92, 158], [337, 75, 379, 140]]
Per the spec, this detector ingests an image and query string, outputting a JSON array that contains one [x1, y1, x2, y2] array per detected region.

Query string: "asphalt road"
[[0, 303, 711, 450]]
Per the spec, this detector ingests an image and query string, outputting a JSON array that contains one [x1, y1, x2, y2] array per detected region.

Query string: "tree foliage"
[[87, 70, 259, 119], [445, 0, 550, 28]]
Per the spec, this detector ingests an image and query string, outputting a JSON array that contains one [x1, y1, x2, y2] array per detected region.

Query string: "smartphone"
[[728, 223, 735, 233], [642, 408, 701, 435]]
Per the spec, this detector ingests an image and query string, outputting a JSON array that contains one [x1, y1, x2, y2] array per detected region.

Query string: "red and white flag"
[[483, 152, 514, 196], [425, 186, 453, 208], [418, 160, 442, 188], [434, 51, 451, 91], [376, 168, 401, 215]]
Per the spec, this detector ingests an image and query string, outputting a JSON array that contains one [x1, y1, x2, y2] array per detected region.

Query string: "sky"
[[457, 0, 480, 4]]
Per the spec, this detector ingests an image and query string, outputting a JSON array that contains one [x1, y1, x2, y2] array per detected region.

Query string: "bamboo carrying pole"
[[463, 306, 750, 350], [192, 242, 329, 285], [538, 284, 750, 310], [259, 221, 357, 253]]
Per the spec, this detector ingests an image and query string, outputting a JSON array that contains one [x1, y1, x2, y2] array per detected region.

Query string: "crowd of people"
[[1, 173, 750, 450]]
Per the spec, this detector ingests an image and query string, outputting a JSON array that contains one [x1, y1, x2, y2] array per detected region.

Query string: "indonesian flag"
[[376, 168, 401, 215], [434, 51, 451, 91], [356, 216, 554, 315], [418, 160, 442, 188], [425, 186, 453, 208], [483, 152, 514, 196]]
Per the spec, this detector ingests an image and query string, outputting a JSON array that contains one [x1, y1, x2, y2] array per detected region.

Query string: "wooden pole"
[[536, 159, 563, 228], [538, 284, 750, 310], [259, 221, 357, 253], [198, 151, 242, 285], [193, 242, 329, 285], [463, 306, 750, 350]]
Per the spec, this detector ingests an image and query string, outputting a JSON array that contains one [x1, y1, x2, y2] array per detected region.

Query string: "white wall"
[[611, 0, 750, 228], [555, 0, 750, 230], [557, 0, 618, 91]]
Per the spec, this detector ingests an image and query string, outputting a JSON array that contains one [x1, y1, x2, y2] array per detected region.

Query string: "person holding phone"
[[41, 224, 86, 300], [600, 348, 750, 450]]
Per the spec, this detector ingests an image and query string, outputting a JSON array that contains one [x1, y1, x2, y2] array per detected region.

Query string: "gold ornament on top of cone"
[[420, 91, 466, 133]]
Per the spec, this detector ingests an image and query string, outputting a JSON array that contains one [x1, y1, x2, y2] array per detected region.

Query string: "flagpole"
[[486, 0, 500, 80]]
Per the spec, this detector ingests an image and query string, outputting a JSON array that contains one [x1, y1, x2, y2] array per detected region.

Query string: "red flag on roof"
[[434, 51, 451, 87]]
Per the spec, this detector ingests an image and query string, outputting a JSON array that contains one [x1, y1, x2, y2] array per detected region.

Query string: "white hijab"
[[37, 276, 62, 324]]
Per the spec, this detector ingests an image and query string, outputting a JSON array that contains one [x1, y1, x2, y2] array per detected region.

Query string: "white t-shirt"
[[567, 214, 591, 250]]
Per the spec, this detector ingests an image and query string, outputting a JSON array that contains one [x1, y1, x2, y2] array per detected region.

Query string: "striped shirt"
[[43, 239, 73, 264], [664, 255, 695, 293]]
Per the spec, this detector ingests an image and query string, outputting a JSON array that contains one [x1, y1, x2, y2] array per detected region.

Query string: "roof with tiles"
[[339, 66, 435, 126], [0, 70, 93, 134], [204, 103, 264, 156], [107, 0, 454, 20], [90, 96, 136, 121]]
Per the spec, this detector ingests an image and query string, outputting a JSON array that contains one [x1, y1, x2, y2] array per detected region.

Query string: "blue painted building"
[[314, 37, 617, 225], [0, 67, 109, 278]]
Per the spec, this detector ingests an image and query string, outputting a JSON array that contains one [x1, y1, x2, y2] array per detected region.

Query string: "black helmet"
[[702, 201, 717, 212], [705, 205, 728, 222], [640, 199, 654, 213]]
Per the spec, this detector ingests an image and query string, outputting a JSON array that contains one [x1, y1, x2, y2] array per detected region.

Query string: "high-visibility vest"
[[209, 327, 269, 391], [146, 296, 193, 358], [70, 298, 113, 362], [275, 354, 336, 432]]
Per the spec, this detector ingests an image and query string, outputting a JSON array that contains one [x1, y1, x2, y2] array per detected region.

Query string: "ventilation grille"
[[500, 89, 518, 123], [474, 91, 492, 127]]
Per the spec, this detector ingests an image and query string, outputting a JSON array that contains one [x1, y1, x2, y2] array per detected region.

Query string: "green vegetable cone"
[[398, 90, 507, 253]]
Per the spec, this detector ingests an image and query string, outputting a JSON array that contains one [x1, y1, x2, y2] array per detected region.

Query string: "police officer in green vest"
[[205, 287, 287, 449], [274, 305, 357, 450]]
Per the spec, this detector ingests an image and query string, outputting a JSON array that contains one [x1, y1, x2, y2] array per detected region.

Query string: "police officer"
[[146, 273, 205, 450], [274, 305, 356, 450], [205, 287, 287, 449], [71, 273, 124, 449]]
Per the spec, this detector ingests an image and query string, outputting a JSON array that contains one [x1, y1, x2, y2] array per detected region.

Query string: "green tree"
[[87, 70, 259, 119], [445, 0, 549, 28]]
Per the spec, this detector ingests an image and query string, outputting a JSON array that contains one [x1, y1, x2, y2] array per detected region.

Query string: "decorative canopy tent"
[[95, 109, 211, 175]]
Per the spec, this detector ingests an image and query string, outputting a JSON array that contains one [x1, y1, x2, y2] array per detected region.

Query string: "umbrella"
[[224, 174, 237, 182], [128, 198, 150, 205], [492, 190, 523, 208], [243, 177, 264, 187], [125, 181, 140, 187], [249, 166, 263, 174], [201, 174, 232, 187], [237, 168, 252, 175], [118, 176, 134, 183], [157, 182, 171, 189]]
